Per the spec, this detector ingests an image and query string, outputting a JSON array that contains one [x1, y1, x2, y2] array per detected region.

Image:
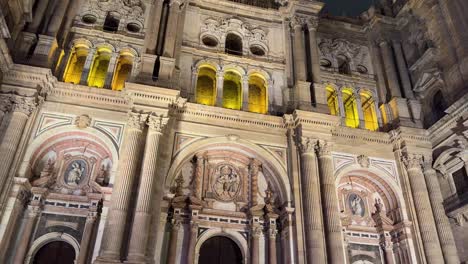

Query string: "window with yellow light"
[[63, 45, 89, 84], [196, 65, 217, 106], [248, 74, 267, 114], [87, 48, 112, 88]]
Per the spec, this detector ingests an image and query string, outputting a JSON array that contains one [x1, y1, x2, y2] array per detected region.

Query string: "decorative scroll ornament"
[[12, 96, 36, 116], [127, 112, 147, 130], [212, 164, 241, 202], [75, 114, 92, 129]]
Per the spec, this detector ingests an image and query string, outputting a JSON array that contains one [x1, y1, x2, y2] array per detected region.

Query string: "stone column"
[[379, 40, 402, 98], [186, 222, 199, 264], [382, 242, 395, 264], [403, 154, 444, 264], [392, 41, 414, 99], [127, 115, 168, 263], [268, 227, 278, 264], [216, 72, 224, 107], [422, 158, 460, 264], [13, 205, 41, 263], [163, 0, 183, 58], [46, 0, 70, 37], [336, 89, 346, 125], [191, 67, 198, 102], [369, 41, 388, 102], [80, 48, 97, 85], [354, 90, 365, 129], [193, 154, 204, 199], [279, 207, 296, 264], [0, 97, 35, 194], [291, 17, 307, 82], [95, 112, 146, 263], [104, 53, 119, 89], [250, 159, 261, 206], [316, 140, 345, 264], [145, 0, 165, 54], [27, 0, 50, 33], [306, 18, 321, 83], [242, 75, 249, 111], [166, 220, 181, 264], [298, 137, 326, 263], [77, 212, 97, 264], [251, 226, 262, 264]]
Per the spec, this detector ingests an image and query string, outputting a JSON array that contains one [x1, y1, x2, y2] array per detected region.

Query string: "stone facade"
[[0, 0, 467, 263]]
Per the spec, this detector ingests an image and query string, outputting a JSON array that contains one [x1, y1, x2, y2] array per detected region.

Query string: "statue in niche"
[[96, 164, 110, 187], [349, 194, 365, 217], [65, 160, 87, 186], [213, 165, 240, 201]]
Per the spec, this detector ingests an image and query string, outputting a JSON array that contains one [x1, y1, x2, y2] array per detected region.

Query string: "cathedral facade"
[[0, 0, 467, 263]]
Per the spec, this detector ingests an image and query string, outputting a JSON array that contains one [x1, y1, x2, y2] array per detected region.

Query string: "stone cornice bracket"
[[147, 114, 169, 133], [172, 96, 188, 110], [282, 114, 296, 129], [127, 111, 148, 131]]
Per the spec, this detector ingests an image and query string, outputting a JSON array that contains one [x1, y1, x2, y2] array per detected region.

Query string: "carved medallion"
[[64, 160, 88, 187], [349, 193, 365, 217], [212, 164, 241, 202]]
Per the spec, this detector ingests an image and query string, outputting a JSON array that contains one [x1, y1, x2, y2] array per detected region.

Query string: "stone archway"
[[32, 241, 75, 264], [198, 236, 243, 264]]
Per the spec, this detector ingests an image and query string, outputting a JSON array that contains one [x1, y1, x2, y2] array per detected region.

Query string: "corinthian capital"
[[402, 154, 423, 171], [298, 137, 317, 154], [12, 97, 36, 116], [0, 96, 12, 113], [127, 112, 147, 131], [306, 17, 319, 30], [147, 114, 169, 133], [316, 140, 332, 157], [290, 15, 305, 29]]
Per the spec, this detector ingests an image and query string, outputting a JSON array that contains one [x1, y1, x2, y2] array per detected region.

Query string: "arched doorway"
[[199, 236, 243, 264], [33, 241, 75, 264]]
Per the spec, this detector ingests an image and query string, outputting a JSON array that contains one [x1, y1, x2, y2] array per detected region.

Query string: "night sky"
[[320, 0, 377, 17]]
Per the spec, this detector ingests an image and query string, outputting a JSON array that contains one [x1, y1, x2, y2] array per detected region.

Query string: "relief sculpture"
[[213, 165, 240, 201]]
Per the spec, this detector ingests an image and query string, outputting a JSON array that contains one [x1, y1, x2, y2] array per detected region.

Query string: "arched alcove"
[[198, 236, 243, 264], [223, 71, 242, 110], [342, 88, 359, 128], [32, 241, 75, 264], [360, 91, 378, 131], [326, 85, 339, 116], [248, 74, 267, 114], [111, 51, 135, 91], [63, 44, 89, 84], [87, 47, 112, 88], [225, 33, 243, 56], [196, 65, 217, 106]]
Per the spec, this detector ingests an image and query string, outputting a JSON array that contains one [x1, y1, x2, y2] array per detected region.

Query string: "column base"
[[293, 81, 313, 111]]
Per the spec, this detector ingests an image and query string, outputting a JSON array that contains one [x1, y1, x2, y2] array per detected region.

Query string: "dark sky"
[[320, 0, 377, 17]]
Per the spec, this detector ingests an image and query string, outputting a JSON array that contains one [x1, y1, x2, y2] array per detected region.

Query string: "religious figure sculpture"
[[350, 194, 364, 217], [213, 165, 240, 201], [66, 162, 85, 186]]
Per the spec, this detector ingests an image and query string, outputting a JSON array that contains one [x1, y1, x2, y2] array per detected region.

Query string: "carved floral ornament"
[[201, 17, 268, 46], [75, 114, 92, 129], [0, 95, 37, 116], [83, 0, 146, 25], [212, 164, 242, 202]]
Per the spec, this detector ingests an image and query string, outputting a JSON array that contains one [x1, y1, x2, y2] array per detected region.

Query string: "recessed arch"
[[25, 232, 80, 264], [248, 73, 268, 114], [195, 229, 247, 264]]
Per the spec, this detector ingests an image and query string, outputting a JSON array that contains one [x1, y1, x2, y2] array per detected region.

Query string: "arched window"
[[63, 45, 89, 84], [326, 85, 339, 116], [337, 55, 351, 75], [111, 52, 134, 91], [196, 65, 217, 106], [87, 48, 112, 88], [342, 88, 359, 128], [103, 12, 120, 32], [360, 91, 378, 131], [223, 71, 242, 110], [225, 33, 243, 56], [248, 74, 267, 114]]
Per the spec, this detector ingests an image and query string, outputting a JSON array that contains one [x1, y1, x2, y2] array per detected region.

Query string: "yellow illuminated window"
[[361, 92, 378, 131], [248, 74, 267, 114], [196, 66, 217, 106], [326, 86, 339, 116], [63, 46, 89, 84], [112, 53, 134, 91], [342, 88, 359, 128], [223, 71, 242, 110], [87, 48, 112, 88]]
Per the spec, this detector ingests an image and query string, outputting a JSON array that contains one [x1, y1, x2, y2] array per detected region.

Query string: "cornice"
[[1, 64, 56, 95]]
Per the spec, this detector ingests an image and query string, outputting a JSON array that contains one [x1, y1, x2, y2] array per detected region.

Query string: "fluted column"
[[369, 41, 388, 102], [95, 112, 146, 263], [392, 41, 414, 99], [251, 226, 262, 264], [13, 205, 41, 263], [127, 115, 169, 263], [422, 158, 460, 264], [298, 137, 326, 263], [77, 212, 97, 264], [306, 18, 321, 83], [145, 0, 165, 54], [27, 0, 50, 33], [268, 227, 278, 264], [166, 220, 181, 264], [186, 222, 199, 264], [80, 48, 97, 85], [242, 75, 249, 111], [403, 154, 444, 264], [316, 140, 345, 264], [216, 72, 224, 107], [46, 0, 70, 37], [291, 17, 307, 82], [379, 40, 402, 98], [0, 97, 35, 193]]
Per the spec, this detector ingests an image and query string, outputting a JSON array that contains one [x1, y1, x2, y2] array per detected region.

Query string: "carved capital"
[[290, 16, 305, 29], [252, 226, 263, 237], [316, 140, 332, 157], [283, 114, 295, 129], [0, 96, 12, 113], [27, 205, 41, 218], [298, 137, 317, 154], [403, 154, 423, 171], [11, 97, 36, 116], [147, 114, 169, 133], [306, 17, 319, 30], [127, 112, 147, 131], [249, 158, 262, 175]]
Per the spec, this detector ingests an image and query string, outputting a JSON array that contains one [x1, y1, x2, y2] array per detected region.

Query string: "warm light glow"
[[87, 48, 112, 88], [223, 71, 242, 110], [248, 74, 267, 114], [196, 65, 217, 106], [342, 88, 359, 128], [326, 85, 339, 116], [361, 91, 378, 131], [63, 45, 89, 84], [111, 52, 134, 91]]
